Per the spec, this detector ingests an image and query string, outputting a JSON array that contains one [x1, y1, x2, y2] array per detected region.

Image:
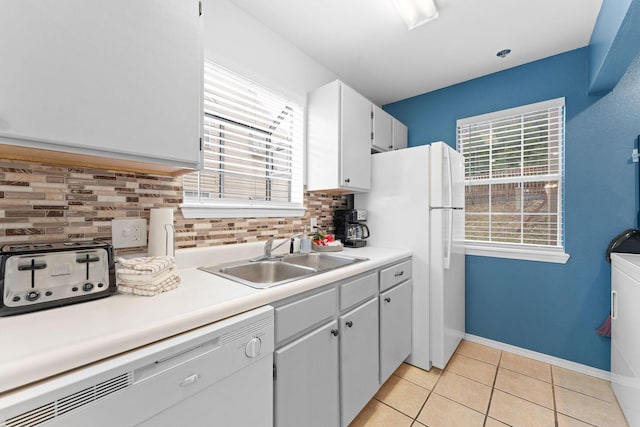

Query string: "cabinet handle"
[[394, 271, 404, 277], [346, 320, 353, 328], [331, 328, 339, 336], [344, 178, 350, 183], [611, 290, 618, 320], [385, 297, 391, 303]]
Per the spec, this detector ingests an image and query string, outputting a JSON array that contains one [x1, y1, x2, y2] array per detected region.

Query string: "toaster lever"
[[77, 253, 101, 281], [18, 261, 47, 271], [18, 259, 47, 289], [76, 255, 100, 264]]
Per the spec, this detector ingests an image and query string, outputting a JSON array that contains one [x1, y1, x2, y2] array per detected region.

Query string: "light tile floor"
[[350, 340, 629, 427]]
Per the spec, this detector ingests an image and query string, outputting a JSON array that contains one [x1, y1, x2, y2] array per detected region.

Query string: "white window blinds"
[[183, 62, 304, 212], [457, 98, 565, 249]]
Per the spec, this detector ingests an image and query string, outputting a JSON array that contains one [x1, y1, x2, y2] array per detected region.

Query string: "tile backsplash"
[[0, 159, 348, 255]]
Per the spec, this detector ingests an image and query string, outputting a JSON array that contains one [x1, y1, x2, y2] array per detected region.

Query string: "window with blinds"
[[182, 62, 304, 217], [457, 98, 565, 253]]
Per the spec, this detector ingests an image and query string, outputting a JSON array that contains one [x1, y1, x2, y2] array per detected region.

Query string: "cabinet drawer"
[[380, 260, 412, 291], [275, 288, 337, 343], [340, 273, 377, 311]]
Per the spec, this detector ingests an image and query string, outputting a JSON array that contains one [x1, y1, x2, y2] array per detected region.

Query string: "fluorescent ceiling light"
[[390, 0, 439, 30]]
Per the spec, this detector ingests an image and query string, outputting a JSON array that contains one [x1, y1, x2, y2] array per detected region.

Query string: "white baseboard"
[[464, 334, 611, 381]]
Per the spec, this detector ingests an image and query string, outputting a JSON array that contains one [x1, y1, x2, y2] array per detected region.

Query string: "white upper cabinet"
[[371, 105, 393, 152], [307, 80, 371, 192], [372, 105, 408, 152], [0, 0, 203, 174], [392, 117, 408, 150]]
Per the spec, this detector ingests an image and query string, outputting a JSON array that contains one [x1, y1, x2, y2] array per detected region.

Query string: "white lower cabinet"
[[380, 280, 413, 384], [340, 297, 379, 427], [274, 320, 340, 427], [273, 258, 412, 427]]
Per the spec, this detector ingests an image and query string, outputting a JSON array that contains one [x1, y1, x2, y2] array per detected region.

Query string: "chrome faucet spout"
[[253, 232, 303, 261]]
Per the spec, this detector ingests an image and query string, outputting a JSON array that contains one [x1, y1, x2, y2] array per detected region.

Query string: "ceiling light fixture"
[[496, 49, 512, 58], [390, 0, 439, 30]]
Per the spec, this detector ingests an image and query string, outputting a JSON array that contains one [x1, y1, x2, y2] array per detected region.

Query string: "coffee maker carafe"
[[334, 209, 370, 248]]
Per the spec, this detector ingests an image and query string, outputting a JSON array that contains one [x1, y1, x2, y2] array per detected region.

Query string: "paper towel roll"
[[148, 208, 175, 257]]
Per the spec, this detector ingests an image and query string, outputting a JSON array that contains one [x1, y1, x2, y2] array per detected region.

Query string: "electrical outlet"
[[111, 218, 147, 249], [310, 217, 318, 230]]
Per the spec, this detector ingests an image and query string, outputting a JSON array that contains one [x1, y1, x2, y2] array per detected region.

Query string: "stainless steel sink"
[[199, 253, 367, 289], [280, 253, 362, 270]]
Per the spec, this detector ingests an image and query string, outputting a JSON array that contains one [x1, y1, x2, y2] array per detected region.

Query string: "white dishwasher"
[[611, 253, 640, 427], [0, 305, 274, 427]]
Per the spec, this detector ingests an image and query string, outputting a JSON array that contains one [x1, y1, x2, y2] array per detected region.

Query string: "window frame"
[[457, 98, 569, 264], [180, 62, 305, 219]]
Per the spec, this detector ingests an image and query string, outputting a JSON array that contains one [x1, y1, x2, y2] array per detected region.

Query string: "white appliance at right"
[[610, 253, 640, 427], [355, 142, 465, 370]]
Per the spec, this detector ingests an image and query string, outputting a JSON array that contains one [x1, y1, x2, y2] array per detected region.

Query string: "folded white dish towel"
[[117, 274, 180, 296], [116, 256, 175, 275], [118, 266, 178, 285], [115, 256, 180, 296]]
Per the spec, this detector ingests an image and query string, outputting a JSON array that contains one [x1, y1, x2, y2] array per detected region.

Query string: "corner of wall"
[[588, 0, 640, 94]]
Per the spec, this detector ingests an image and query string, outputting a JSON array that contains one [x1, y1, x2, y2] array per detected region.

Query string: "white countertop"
[[0, 244, 410, 394]]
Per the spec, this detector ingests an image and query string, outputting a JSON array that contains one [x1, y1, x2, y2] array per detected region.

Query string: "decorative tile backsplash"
[[0, 159, 348, 255]]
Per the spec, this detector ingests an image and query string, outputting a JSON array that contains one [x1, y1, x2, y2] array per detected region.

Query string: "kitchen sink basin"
[[200, 261, 317, 289], [280, 253, 362, 270], [199, 253, 367, 289]]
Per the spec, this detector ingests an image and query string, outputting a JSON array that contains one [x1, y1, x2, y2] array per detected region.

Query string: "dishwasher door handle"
[[179, 373, 200, 387]]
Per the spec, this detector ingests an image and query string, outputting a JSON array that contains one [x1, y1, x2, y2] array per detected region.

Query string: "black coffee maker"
[[334, 209, 370, 247]]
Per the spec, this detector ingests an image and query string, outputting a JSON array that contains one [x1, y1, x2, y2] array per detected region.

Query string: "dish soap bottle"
[[300, 226, 311, 254]]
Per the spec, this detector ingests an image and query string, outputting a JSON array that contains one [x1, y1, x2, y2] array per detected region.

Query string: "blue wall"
[[384, 48, 640, 370]]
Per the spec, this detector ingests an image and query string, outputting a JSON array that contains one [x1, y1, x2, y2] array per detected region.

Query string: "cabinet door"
[[274, 320, 339, 427], [340, 84, 372, 191], [392, 118, 408, 150], [0, 1, 202, 168], [372, 105, 392, 152], [340, 298, 379, 427], [380, 280, 413, 384]]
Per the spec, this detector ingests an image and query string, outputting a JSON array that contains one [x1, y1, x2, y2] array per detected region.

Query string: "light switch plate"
[[111, 218, 147, 249]]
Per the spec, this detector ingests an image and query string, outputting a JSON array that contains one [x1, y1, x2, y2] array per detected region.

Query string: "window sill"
[[465, 242, 570, 264], [180, 203, 306, 219]]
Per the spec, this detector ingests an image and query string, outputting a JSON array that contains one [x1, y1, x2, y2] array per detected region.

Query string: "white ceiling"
[[229, 0, 603, 105]]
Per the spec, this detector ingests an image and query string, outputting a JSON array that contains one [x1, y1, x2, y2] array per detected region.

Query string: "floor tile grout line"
[[553, 383, 618, 404], [372, 396, 418, 422], [498, 364, 553, 384], [391, 370, 439, 392], [550, 362, 559, 427], [411, 366, 445, 423], [491, 385, 556, 412], [456, 351, 500, 367], [411, 389, 430, 426], [557, 413, 600, 427], [424, 391, 487, 421], [483, 349, 503, 427], [442, 367, 496, 389]]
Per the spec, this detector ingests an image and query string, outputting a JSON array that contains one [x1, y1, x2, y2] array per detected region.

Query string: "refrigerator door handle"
[[444, 146, 453, 207], [444, 209, 453, 270]]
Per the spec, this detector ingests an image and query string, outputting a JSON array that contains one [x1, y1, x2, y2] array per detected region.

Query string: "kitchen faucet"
[[252, 232, 303, 261]]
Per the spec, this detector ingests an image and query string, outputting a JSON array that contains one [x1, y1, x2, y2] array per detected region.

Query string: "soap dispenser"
[[300, 226, 311, 254]]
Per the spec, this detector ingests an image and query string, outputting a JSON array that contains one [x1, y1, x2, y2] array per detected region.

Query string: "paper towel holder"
[[164, 224, 176, 257]]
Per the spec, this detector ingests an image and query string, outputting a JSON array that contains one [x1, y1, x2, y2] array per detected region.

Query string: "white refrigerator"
[[355, 142, 465, 370]]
